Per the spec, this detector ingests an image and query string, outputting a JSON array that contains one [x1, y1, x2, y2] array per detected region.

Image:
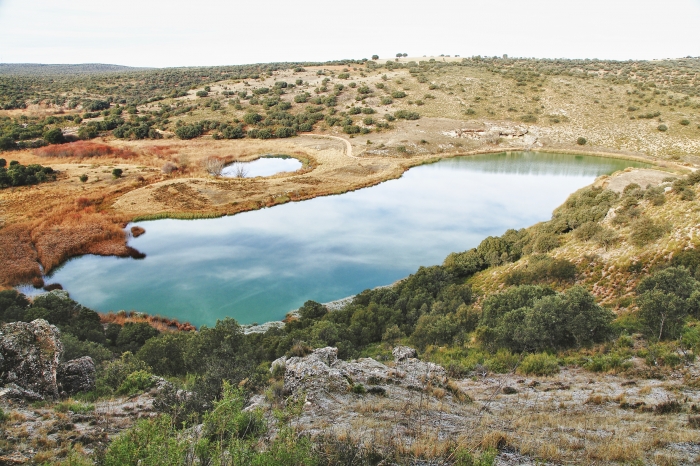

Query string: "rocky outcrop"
[[0, 319, 63, 398], [57, 356, 96, 396], [284, 347, 350, 394], [392, 346, 417, 361], [282, 346, 447, 397]]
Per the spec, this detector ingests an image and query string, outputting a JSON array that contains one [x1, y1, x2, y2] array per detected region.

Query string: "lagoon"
[[43, 152, 648, 326]]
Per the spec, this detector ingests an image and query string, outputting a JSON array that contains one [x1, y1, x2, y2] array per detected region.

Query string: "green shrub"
[[61, 333, 112, 364], [577, 137, 587, 145], [583, 353, 631, 373], [658, 124, 668, 132], [54, 400, 95, 414], [43, 127, 65, 144], [394, 110, 420, 120], [79, 173, 88, 182], [175, 124, 203, 139], [629, 217, 666, 246], [99, 352, 151, 392], [112, 168, 122, 178], [0, 407, 6, 423], [484, 349, 520, 373], [532, 233, 559, 252], [117, 370, 156, 395], [104, 414, 187, 466], [351, 383, 366, 394], [480, 285, 613, 352], [574, 222, 602, 241], [391, 91, 407, 98], [517, 353, 559, 376], [196, 90, 208, 98], [680, 119, 690, 126], [454, 447, 497, 466]]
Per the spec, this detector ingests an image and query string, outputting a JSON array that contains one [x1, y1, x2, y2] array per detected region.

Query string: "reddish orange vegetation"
[[0, 224, 42, 285], [100, 310, 197, 332], [35, 141, 138, 159], [146, 145, 179, 158], [0, 196, 133, 287]]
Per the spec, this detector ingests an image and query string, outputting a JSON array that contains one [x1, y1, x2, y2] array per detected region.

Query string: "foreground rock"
[[57, 356, 96, 396], [279, 346, 447, 400], [0, 319, 63, 398], [1, 319, 97, 400]]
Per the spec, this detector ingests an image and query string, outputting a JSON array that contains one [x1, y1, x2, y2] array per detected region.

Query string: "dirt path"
[[304, 134, 356, 159]]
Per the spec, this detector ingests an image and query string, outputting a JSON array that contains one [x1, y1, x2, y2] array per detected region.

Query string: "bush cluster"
[[0, 159, 56, 188]]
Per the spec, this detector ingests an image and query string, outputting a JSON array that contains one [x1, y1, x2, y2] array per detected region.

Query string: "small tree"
[[44, 128, 65, 144], [203, 157, 224, 176], [372, 55, 379, 60], [112, 168, 123, 178]]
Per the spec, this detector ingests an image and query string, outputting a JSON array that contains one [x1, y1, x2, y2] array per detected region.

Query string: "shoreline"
[[6, 148, 687, 333]]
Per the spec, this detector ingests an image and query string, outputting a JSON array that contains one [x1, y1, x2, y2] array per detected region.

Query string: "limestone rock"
[[283, 346, 447, 399], [0, 383, 45, 401], [57, 356, 96, 395], [392, 346, 417, 362], [270, 356, 287, 374], [0, 319, 63, 398], [284, 347, 349, 394]]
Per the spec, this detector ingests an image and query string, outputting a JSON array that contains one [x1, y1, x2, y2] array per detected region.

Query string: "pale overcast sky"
[[0, 0, 698, 67]]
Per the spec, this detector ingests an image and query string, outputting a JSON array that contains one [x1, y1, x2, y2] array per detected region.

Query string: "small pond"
[[221, 155, 302, 178], [40, 151, 649, 326]]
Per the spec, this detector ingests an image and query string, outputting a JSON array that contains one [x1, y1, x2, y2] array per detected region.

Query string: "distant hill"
[[0, 63, 151, 76]]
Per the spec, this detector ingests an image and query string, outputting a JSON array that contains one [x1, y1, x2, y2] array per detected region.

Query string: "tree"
[[372, 55, 379, 60], [112, 168, 123, 178], [43, 128, 65, 144], [636, 267, 700, 340]]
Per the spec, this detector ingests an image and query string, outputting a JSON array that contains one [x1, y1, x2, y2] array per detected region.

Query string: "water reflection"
[[220, 156, 302, 178], [45, 152, 648, 326]]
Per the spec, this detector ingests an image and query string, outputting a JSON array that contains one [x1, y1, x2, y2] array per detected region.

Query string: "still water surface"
[[220, 156, 302, 178], [44, 152, 648, 326]]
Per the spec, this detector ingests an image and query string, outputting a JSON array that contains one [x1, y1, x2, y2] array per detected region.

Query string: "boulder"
[[392, 346, 417, 362], [270, 356, 287, 374], [283, 346, 448, 399], [284, 347, 349, 394], [0, 319, 63, 398], [57, 356, 96, 395]]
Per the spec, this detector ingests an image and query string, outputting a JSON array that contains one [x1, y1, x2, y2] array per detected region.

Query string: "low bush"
[[394, 110, 420, 120], [0, 161, 56, 188], [117, 370, 155, 395], [629, 217, 667, 246], [517, 353, 560, 376], [577, 137, 587, 145]]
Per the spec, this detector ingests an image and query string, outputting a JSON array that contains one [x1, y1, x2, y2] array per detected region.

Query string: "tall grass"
[[132, 212, 225, 222], [35, 141, 137, 159]]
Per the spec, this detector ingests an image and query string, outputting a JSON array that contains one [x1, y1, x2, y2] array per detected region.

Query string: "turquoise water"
[[220, 156, 302, 178], [42, 152, 648, 326]]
